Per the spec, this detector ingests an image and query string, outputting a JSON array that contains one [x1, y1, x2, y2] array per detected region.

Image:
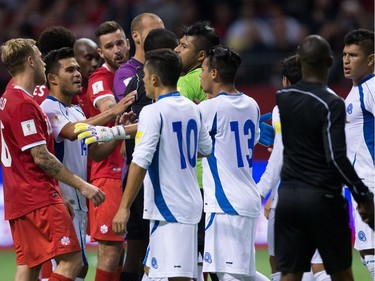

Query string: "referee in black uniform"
[[274, 35, 374, 281]]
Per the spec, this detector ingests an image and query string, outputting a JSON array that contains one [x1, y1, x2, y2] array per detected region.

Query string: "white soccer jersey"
[[345, 74, 375, 188], [132, 92, 212, 224], [257, 105, 283, 209], [198, 93, 261, 218], [40, 96, 88, 211]]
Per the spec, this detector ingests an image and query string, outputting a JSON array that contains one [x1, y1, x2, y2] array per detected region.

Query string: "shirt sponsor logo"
[[60, 236, 71, 246], [92, 81, 104, 95], [21, 119, 37, 136], [100, 224, 109, 234]]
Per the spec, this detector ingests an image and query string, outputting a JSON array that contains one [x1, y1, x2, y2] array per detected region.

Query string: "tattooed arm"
[[30, 144, 105, 207]]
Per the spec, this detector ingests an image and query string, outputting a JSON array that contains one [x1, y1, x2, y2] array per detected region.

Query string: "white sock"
[[255, 271, 270, 281], [313, 270, 331, 281], [301, 271, 314, 281], [271, 272, 281, 281], [364, 255, 375, 278]]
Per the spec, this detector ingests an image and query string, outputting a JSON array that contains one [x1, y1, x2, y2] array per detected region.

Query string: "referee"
[[274, 35, 374, 281]]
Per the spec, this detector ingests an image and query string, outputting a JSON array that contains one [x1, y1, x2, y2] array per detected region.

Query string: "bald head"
[[298, 35, 332, 68], [73, 38, 99, 81]]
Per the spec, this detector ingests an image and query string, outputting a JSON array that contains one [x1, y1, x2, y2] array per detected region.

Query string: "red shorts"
[[89, 177, 124, 242], [10, 203, 81, 268]]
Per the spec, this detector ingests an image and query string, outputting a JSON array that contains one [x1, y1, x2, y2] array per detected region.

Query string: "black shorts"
[[274, 181, 352, 275], [122, 173, 149, 240]]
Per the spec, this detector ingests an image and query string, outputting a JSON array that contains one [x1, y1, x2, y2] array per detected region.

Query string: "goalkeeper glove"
[[74, 123, 129, 145], [259, 113, 275, 147]]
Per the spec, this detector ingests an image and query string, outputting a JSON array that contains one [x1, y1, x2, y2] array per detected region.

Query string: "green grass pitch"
[[0, 246, 371, 280]]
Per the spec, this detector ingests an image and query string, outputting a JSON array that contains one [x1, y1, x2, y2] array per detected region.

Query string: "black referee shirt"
[[276, 80, 370, 202]]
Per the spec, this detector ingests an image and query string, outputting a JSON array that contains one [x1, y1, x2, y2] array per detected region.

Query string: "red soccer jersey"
[[6, 79, 49, 105], [87, 64, 124, 181], [0, 86, 62, 220]]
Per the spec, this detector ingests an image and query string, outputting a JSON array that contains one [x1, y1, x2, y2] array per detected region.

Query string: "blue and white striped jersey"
[[199, 92, 261, 218], [345, 74, 375, 188], [41, 96, 88, 211], [132, 92, 212, 224]]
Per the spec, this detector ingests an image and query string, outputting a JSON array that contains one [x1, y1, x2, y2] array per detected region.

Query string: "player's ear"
[[97, 47, 104, 59], [47, 73, 58, 86], [367, 54, 374, 67], [197, 50, 206, 64]]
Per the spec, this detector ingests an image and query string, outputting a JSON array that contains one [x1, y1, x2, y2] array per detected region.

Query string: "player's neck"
[[213, 84, 238, 97], [12, 75, 37, 96], [49, 89, 72, 106], [155, 86, 178, 101], [133, 49, 145, 64]]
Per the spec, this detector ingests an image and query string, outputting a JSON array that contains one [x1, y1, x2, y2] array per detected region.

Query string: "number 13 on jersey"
[[230, 120, 255, 168]]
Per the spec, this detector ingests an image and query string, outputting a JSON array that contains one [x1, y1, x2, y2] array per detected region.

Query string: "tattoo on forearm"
[[31, 146, 62, 176]]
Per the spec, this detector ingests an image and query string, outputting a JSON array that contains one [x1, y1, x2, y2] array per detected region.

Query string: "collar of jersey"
[[217, 92, 243, 97], [46, 95, 68, 107], [359, 73, 374, 85], [158, 91, 181, 100]]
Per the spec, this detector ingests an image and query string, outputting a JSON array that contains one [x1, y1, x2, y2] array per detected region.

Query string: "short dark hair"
[[37, 26, 76, 57], [281, 55, 301, 85], [44, 47, 75, 88], [183, 21, 220, 52], [95, 21, 124, 41], [144, 28, 179, 53], [206, 46, 241, 84], [344, 29, 374, 56], [145, 49, 182, 87]]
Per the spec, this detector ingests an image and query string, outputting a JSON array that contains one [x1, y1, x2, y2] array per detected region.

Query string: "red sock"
[[49, 272, 73, 281], [95, 268, 116, 281], [40, 260, 53, 279]]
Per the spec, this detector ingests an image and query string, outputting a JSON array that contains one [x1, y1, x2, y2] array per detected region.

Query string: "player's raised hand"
[[74, 123, 129, 145], [78, 182, 105, 207], [112, 208, 130, 235], [111, 90, 137, 115]]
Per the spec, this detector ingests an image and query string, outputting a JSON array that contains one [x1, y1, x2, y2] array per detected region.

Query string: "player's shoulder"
[[90, 65, 113, 80]]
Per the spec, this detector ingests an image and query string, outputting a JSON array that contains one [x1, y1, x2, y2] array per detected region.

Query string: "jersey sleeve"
[[11, 100, 47, 151], [40, 100, 71, 142], [87, 70, 115, 109], [197, 111, 212, 156], [257, 106, 283, 198], [132, 105, 161, 169]]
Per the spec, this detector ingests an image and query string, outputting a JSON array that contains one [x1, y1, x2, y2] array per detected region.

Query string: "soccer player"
[[257, 55, 331, 281], [112, 48, 212, 281], [198, 45, 268, 281], [342, 28, 375, 278], [86, 20, 131, 281], [73, 38, 100, 118], [114, 12, 164, 101], [119, 27, 179, 281], [40, 47, 136, 280], [0, 38, 104, 281], [275, 34, 374, 281]]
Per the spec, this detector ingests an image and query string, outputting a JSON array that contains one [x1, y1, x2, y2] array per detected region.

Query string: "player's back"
[[134, 92, 211, 224], [199, 93, 261, 218]]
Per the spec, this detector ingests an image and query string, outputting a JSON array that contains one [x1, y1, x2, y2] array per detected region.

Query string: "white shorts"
[[203, 213, 257, 276], [144, 220, 198, 279], [351, 197, 375, 251], [72, 209, 88, 265]]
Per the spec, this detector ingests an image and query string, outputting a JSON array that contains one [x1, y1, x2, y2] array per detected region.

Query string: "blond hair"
[[1, 38, 36, 76]]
